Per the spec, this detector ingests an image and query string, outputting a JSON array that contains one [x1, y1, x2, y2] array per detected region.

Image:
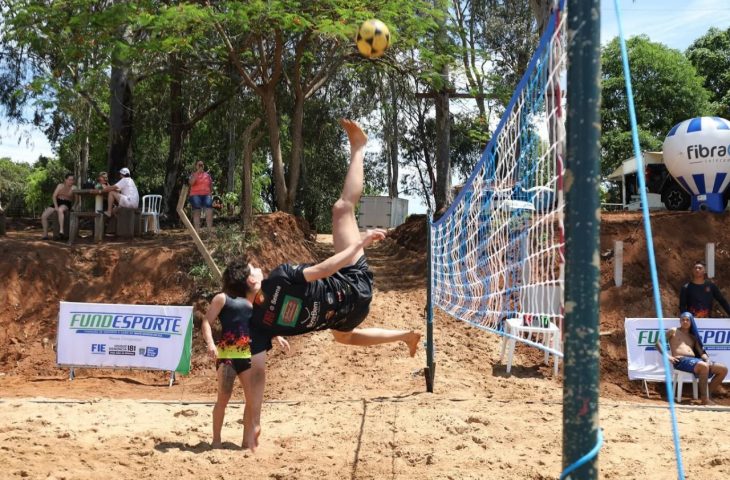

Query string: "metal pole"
[[425, 213, 435, 392], [563, 0, 601, 478]]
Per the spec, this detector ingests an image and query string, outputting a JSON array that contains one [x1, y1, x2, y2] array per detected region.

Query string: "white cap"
[[119, 167, 131, 176]]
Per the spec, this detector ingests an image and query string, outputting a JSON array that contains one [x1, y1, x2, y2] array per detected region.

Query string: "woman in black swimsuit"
[[40, 173, 75, 240]]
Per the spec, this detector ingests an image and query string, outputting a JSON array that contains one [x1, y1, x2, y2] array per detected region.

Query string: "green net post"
[[425, 213, 435, 392], [563, 0, 601, 478]]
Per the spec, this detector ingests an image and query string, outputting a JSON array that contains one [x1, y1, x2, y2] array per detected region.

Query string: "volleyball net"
[[428, 3, 566, 359]]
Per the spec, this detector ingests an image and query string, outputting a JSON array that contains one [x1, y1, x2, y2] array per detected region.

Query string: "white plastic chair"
[[500, 314, 561, 376], [499, 284, 562, 376], [673, 369, 698, 402], [140, 194, 162, 234]]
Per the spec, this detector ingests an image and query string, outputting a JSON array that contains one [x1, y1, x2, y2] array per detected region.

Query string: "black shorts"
[[330, 255, 373, 332], [216, 358, 251, 374], [50, 198, 73, 209]]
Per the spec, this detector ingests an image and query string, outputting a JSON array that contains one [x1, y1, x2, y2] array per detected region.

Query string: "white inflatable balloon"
[[662, 116, 730, 212]]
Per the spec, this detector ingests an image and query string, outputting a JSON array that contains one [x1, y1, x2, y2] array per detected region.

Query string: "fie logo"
[[91, 344, 106, 354]]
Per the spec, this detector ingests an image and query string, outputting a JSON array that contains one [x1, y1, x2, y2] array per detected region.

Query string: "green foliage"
[[601, 36, 712, 176], [0, 158, 32, 214], [295, 104, 350, 232], [188, 224, 259, 296], [23, 158, 70, 214], [687, 27, 730, 119]]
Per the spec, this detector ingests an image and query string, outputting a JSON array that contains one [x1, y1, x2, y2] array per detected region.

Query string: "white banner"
[[57, 302, 193, 374], [625, 317, 730, 382]]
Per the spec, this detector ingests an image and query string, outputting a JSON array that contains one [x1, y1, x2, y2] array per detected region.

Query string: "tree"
[[687, 27, 730, 120], [210, 0, 439, 213], [601, 36, 712, 176], [0, 0, 115, 182], [0, 158, 32, 215]]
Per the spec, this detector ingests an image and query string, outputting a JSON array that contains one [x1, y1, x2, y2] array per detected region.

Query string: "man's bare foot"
[[339, 119, 368, 149], [211, 440, 223, 449], [701, 398, 717, 406], [242, 426, 261, 451], [405, 331, 421, 357]]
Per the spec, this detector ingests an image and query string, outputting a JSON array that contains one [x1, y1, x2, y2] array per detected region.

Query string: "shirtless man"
[[242, 119, 421, 451], [40, 173, 75, 240], [656, 311, 727, 405]]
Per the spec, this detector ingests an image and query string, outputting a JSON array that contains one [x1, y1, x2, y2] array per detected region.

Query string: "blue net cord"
[[612, 0, 685, 478], [559, 428, 603, 480]]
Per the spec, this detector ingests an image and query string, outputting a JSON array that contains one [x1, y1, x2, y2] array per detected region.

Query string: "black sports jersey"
[[679, 280, 730, 318], [251, 256, 373, 354]]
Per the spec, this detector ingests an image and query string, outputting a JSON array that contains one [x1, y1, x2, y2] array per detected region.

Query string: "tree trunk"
[[241, 118, 262, 230], [261, 92, 287, 212], [530, 0, 556, 35], [226, 113, 237, 193], [434, 86, 451, 212], [0, 200, 5, 236], [285, 93, 305, 213], [78, 106, 91, 186], [433, 0, 452, 213], [107, 61, 134, 181], [162, 56, 186, 218], [387, 78, 399, 197]]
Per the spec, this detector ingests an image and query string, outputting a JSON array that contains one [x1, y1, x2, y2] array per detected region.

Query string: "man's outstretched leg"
[[332, 329, 421, 357], [332, 119, 368, 265]]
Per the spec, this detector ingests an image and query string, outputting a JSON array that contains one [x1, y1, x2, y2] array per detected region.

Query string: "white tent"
[[607, 151, 664, 209]]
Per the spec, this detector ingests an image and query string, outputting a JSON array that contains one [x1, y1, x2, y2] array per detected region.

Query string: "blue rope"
[[613, 1, 685, 479], [559, 429, 604, 480]]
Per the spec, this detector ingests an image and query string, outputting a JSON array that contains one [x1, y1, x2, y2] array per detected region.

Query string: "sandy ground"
[[2, 213, 730, 479], [2, 393, 729, 479]]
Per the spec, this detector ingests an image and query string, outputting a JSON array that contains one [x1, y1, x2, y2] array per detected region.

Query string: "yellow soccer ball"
[[355, 19, 391, 59]]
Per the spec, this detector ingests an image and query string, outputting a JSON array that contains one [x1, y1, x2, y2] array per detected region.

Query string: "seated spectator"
[[656, 312, 728, 405], [95, 172, 109, 190], [40, 172, 75, 240], [101, 167, 139, 217], [188, 160, 214, 236]]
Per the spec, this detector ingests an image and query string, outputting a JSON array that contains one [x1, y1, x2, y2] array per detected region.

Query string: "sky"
[[1, 0, 730, 213]]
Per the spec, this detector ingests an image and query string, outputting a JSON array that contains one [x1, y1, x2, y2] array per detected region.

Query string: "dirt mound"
[[389, 214, 427, 253], [599, 210, 730, 398], [2, 208, 729, 404], [389, 209, 730, 399], [0, 212, 317, 379], [248, 211, 317, 272]]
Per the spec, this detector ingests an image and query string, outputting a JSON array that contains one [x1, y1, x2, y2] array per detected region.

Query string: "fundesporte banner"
[[625, 317, 730, 382], [57, 302, 193, 374]]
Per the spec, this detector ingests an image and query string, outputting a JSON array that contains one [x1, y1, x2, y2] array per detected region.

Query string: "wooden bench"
[[68, 211, 104, 245]]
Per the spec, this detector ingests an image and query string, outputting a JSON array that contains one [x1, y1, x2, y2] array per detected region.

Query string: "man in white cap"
[[101, 167, 139, 217]]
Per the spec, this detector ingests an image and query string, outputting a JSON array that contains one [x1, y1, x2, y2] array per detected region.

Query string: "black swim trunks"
[[51, 198, 73, 209], [250, 256, 374, 354]]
